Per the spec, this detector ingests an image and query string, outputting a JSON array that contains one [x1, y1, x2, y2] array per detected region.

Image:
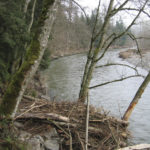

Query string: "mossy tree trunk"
[[0, 0, 59, 118], [123, 71, 150, 121]]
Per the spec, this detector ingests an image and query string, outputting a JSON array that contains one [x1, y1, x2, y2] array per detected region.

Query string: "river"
[[45, 49, 150, 144]]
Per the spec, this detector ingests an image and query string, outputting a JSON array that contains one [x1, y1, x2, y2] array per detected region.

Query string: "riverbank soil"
[[0, 96, 130, 150]]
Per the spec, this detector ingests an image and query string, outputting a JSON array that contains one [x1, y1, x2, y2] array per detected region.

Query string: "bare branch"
[[91, 0, 101, 40], [102, 33, 116, 49], [96, 0, 148, 62], [88, 0, 102, 56], [127, 32, 142, 57], [28, 0, 37, 33], [71, 0, 88, 22], [96, 63, 139, 74], [119, 8, 150, 18], [92, 0, 115, 43], [89, 75, 144, 89], [110, 0, 129, 17]]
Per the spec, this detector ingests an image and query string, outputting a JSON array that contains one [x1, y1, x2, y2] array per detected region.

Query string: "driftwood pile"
[[15, 95, 129, 150]]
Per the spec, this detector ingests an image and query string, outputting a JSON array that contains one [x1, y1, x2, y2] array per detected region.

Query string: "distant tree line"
[[48, 1, 129, 56]]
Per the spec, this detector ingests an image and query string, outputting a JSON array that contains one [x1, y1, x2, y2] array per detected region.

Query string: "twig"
[[95, 0, 148, 62], [89, 75, 144, 89], [67, 122, 73, 150], [14, 103, 46, 119], [89, 118, 108, 122], [96, 63, 139, 75], [71, 0, 88, 23], [48, 119, 70, 137], [76, 132, 85, 150], [107, 120, 118, 146], [127, 32, 142, 58]]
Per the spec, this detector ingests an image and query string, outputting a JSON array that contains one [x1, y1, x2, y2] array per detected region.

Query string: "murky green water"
[[45, 49, 150, 144]]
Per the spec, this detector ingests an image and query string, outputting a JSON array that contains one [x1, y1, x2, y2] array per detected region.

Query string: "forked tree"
[[78, 0, 149, 103]]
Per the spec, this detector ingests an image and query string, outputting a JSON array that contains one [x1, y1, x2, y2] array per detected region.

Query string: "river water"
[[45, 49, 150, 144]]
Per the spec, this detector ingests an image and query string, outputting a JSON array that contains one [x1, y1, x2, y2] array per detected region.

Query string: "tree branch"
[[127, 32, 142, 57], [71, 0, 88, 22], [96, 63, 139, 74], [119, 8, 150, 18], [91, 0, 101, 41], [88, 0, 101, 56], [89, 75, 144, 89], [95, 0, 148, 62], [110, 0, 129, 17]]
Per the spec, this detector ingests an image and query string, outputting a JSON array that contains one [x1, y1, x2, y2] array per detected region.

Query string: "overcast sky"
[[77, 0, 100, 14], [77, 0, 131, 25], [76, 0, 149, 26]]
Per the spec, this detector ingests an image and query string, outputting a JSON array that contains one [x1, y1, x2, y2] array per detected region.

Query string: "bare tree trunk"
[[79, 0, 148, 103], [28, 0, 37, 33], [123, 71, 150, 121], [79, 0, 114, 102], [0, 0, 59, 118]]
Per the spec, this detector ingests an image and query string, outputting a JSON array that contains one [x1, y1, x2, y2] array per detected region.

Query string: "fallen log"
[[23, 95, 42, 101], [16, 112, 70, 122]]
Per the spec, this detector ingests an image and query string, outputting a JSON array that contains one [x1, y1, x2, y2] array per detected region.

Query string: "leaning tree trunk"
[[123, 71, 150, 121], [0, 0, 59, 118]]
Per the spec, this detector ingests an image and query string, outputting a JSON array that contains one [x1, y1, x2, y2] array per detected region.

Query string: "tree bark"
[[0, 0, 59, 118], [122, 71, 150, 121]]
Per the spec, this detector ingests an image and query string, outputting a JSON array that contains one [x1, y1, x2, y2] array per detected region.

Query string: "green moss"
[[0, 0, 55, 117], [39, 0, 55, 26], [25, 39, 40, 64], [0, 40, 40, 116]]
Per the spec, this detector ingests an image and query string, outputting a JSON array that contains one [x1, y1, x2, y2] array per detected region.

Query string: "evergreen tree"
[[0, 0, 29, 93]]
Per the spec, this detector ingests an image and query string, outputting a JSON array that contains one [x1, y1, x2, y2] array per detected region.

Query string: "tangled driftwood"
[[15, 95, 129, 150]]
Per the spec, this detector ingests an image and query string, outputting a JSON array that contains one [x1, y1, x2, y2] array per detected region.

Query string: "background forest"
[[0, 0, 129, 96]]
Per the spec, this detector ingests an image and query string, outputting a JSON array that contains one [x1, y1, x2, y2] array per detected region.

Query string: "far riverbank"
[[119, 49, 150, 71]]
